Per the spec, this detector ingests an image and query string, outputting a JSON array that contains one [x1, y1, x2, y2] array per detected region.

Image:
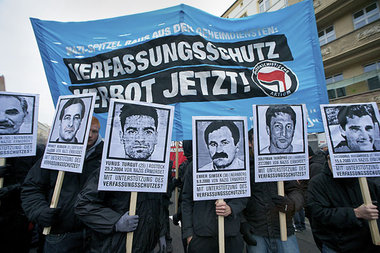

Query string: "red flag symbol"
[[258, 70, 286, 91]]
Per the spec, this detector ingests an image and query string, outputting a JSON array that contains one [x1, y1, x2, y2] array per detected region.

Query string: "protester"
[[21, 117, 103, 252], [0, 144, 44, 253], [241, 129, 303, 252], [182, 138, 247, 253], [309, 143, 328, 179], [74, 107, 166, 252], [306, 159, 380, 252], [172, 140, 193, 253]]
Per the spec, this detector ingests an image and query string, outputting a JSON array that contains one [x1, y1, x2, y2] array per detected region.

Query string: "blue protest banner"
[[31, 0, 327, 140]]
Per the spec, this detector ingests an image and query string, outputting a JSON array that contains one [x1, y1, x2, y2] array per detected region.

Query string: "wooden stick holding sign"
[[43, 170, 65, 235], [217, 199, 225, 253], [0, 158, 5, 188], [277, 181, 287, 241], [174, 141, 179, 214], [358, 177, 380, 245], [126, 191, 138, 253]]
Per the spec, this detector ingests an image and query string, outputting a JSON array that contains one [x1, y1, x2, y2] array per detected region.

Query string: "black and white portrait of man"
[[107, 101, 172, 162], [0, 93, 36, 135], [323, 104, 380, 153], [258, 105, 305, 155], [50, 96, 92, 144], [196, 119, 246, 172]]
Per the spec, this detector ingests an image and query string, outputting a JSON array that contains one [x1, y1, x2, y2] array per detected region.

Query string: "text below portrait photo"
[[256, 104, 306, 155], [49, 95, 95, 144], [321, 103, 380, 154], [0, 92, 39, 135], [107, 100, 174, 162], [194, 117, 249, 172]]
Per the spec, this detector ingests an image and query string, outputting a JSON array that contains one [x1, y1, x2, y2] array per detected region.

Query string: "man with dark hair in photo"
[[261, 105, 297, 154], [335, 104, 378, 152], [0, 94, 28, 134], [119, 103, 158, 160], [57, 98, 85, 143], [199, 120, 244, 171]]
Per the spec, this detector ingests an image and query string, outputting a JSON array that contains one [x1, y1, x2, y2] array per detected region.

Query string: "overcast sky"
[[0, 0, 236, 125]]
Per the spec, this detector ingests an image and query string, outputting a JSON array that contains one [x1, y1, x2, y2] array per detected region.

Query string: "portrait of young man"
[[53, 97, 86, 143], [259, 105, 304, 155], [198, 120, 245, 171], [0, 94, 30, 134], [106, 101, 171, 162], [334, 104, 379, 153]]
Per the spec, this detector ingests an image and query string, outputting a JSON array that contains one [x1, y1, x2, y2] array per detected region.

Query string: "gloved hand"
[[172, 212, 181, 226], [240, 222, 257, 246], [115, 211, 139, 232], [272, 195, 295, 214], [0, 183, 20, 199], [172, 178, 182, 188], [38, 207, 61, 227], [0, 165, 10, 177], [159, 235, 167, 253]]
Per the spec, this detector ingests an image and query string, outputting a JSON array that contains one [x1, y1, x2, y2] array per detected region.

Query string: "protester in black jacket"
[[21, 117, 103, 253], [0, 144, 44, 253], [182, 161, 247, 253], [306, 162, 380, 252], [241, 128, 303, 252]]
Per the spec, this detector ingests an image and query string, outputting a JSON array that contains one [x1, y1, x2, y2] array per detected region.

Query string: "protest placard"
[[253, 104, 309, 183], [41, 93, 96, 173], [192, 116, 250, 201], [321, 102, 380, 178]]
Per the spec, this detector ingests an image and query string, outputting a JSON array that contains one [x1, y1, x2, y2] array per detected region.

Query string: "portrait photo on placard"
[[49, 96, 93, 144], [322, 103, 380, 153], [196, 119, 247, 172], [0, 93, 37, 135], [257, 104, 305, 155], [107, 101, 171, 162]]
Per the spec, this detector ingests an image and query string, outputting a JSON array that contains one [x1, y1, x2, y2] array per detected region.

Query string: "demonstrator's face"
[[207, 126, 238, 169], [59, 104, 82, 142], [342, 115, 374, 151], [122, 115, 157, 160], [268, 112, 294, 151], [0, 96, 26, 134]]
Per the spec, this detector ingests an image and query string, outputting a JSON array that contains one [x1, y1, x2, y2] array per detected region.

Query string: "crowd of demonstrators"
[[0, 144, 45, 253], [241, 129, 304, 253], [21, 117, 103, 252]]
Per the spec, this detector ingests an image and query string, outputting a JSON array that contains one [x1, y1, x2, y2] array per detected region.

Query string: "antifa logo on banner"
[[251, 60, 298, 98]]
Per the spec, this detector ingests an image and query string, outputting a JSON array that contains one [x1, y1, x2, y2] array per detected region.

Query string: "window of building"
[[336, 87, 346, 97], [318, 26, 336, 46], [327, 89, 336, 99], [364, 61, 380, 90], [259, 0, 270, 13], [353, 2, 380, 29], [325, 73, 343, 85]]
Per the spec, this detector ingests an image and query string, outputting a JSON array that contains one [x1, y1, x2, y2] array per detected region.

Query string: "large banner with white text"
[[31, 0, 327, 140]]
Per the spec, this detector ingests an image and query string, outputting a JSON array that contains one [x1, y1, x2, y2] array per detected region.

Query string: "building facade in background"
[[222, 0, 380, 149]]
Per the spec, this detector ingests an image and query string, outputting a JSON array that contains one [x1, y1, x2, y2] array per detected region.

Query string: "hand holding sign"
[[115, 211, 139, 233], [354, 203, 379, 220]]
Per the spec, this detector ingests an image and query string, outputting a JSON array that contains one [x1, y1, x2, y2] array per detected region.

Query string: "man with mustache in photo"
[[199, 120, 244, 171], [0, 94, 28, 134]]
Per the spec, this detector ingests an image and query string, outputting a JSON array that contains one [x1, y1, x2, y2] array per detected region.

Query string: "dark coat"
[[306, 165, 380, 252], [243, 158, 304, 238], [74, 169, 163, 253], [21, 141, 103, 234], [181, 161, 248, 239]]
